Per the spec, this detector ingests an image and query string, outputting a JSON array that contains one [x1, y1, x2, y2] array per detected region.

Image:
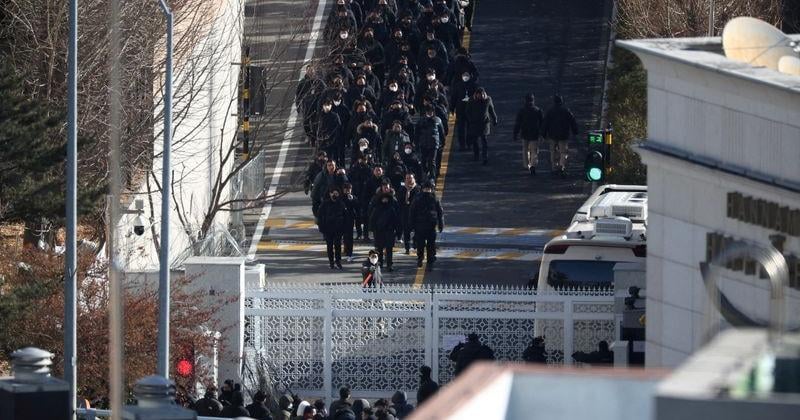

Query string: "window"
[[546, 260, 620, 289]]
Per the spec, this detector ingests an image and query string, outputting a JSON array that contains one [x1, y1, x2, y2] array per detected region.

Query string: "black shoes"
[[529, 166, 536, 176], [329, 263, 336, 270], [335, 262, 343, 269]]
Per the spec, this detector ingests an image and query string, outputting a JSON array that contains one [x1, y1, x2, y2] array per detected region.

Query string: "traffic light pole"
[[65, 0, 78, 418]]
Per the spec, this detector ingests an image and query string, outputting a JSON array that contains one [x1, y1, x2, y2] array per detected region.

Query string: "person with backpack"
[[513, 93, 544, 175], [409, 180, 444, 271], [415, 106, 446, 181]]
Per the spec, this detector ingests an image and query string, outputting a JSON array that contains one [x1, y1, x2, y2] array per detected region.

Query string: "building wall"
[[633, 47, 800, 368], [119, 0, 243, 271]]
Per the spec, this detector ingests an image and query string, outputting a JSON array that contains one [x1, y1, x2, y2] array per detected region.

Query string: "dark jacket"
[[465, 96, 498, 137], [318, 196, 348, 236], [369, 191, 402, 236], [397, 183, 421, 220], [387, 159, 408, 191], [194, 395, 223, 417], [448, 78, 477, 114], [296, 76, 326, 109], [391, 391, 415, 419], [317, 110, 342, 148], [514, 103, 544, 141], [542, 103, 578, 141], [348, 162, 372, 200], [449, 340, 495, 375], [245, 401, 273, 420], [409, 192, 443, 232], [401, 152, 423, 181], [343, 193, 359, 228], [416, 377, 439, 406], [220, 404, 250, 418], [415, 115, 445, 150], [311, 170, 336, 209], [383, 130, 412, 163], [522, 343, 547, 364], [329, 399, 352, 418], [304, 159, 326, 194]]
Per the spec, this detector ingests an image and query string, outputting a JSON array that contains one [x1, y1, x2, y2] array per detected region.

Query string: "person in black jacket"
[[361, 166, 385, 241], [513, 93, 544, 175], [219, 391, 250, 418], [449, 70, 477, 150], [318, 187, 348, 269], [194, 388, 223, 417], [522, 336, 547, 364], [409, 180, 443, 270], [542, 94, 578, 176], [304, 151, 328, 195], [342, 182, 360, 263], [397, 172, 420, 254], [415, 106, 446, 181], [449, 333, 495, 376], [318, 99, 343, 160], [368, 180, 402, 271], [416, 365, 439, 406], [465, 87, 498, 165], [245, 391, 274, 420]]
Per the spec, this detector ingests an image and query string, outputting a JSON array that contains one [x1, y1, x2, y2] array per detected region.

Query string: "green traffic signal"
[[584, 150, 604, 182]]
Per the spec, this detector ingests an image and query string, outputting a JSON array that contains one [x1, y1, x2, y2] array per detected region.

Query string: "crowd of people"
[[299, 0, 466, 273]]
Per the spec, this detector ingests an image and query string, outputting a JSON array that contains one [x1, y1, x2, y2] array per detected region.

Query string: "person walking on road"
[[369, 179, 402, 271], [397, 173, 421, 255], [318, 187, 348, 270], [465, 87, 498, 165], [409, 180, 443, 271], [311, 159, 338, 217], [513, 93, 544, 175], [342, 182, 360, 263], [415, 106, 446, 181], [318, 98, 343, 160], [542, 94, 578, 177]]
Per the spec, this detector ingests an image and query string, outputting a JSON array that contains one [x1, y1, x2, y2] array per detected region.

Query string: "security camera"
[[133, 215, 146, 236]]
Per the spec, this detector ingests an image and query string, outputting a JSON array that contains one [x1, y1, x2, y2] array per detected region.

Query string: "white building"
[[618, 34, 800, 368], [118, 0, 243, 271]]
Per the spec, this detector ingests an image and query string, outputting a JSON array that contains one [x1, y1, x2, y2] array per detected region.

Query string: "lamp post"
[[156, 0, 174, 379], [65, 0, 78, 418]]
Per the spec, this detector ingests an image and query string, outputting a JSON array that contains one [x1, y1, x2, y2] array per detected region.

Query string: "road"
[[243, 0, 613, 287]]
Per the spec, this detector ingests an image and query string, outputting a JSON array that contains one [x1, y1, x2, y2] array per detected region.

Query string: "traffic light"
[[585, 150, 604, 182], [174, 343, 195, 379]]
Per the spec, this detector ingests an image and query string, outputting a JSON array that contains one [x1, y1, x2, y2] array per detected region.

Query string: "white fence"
[[242, 283, 615, 401]]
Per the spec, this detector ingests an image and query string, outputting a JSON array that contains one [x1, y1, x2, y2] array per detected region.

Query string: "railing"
[[76, 408, 218, 420]]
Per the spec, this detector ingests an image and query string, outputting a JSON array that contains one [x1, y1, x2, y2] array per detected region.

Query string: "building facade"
[[619, 36, 800, 367]]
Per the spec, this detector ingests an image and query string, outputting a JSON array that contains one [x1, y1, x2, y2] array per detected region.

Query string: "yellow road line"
[[460, 227, 484, 234], [495, 251, 524, 261], [498, 227, 529, 236], [415, 28, 472, 287], [454, 250, 482, 259]]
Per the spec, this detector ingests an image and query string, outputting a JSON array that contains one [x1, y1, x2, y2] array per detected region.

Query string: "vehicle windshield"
[[546, 260, 620, 289]]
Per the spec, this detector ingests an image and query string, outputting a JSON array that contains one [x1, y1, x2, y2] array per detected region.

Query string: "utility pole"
[[65, 0, 78, 418], [156, 0, 174, 379], [708, 0, 715, 36]]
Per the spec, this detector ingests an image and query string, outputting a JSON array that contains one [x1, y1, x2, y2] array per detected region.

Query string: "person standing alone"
[[465, 87, 498, 165], [513, 93, 544, 175]]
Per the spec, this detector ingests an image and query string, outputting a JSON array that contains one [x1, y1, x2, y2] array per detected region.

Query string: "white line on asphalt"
[[247, 0, 328, 259]]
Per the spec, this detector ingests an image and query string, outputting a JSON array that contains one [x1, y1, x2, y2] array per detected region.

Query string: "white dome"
[[722, 17, 793, 70], [778, 55, 800, 76]]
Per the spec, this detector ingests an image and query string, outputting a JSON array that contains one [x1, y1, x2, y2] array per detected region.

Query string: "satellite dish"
[[778, 55, 800, 76], [722, 17, 793, 70]]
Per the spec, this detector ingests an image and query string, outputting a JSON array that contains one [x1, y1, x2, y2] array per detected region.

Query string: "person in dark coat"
[[397, 172, 420, 254], [465, 87, 498, 165], [318, 99, 343, 160], [312, 159, 339, 216], [304, 151, 329, 195], [349, 153, 372, 239], [572, 340, 614, 365], [277, 394, 294, 420], [513, 93, 545, 175], [342, 182, 360, 262], [296, 65, 326, 109], [368, 180, 402, 271], [329, 386, 353, 417], [318, 187, 348, 269], [346, 75, 378, 112], [400, 142, 423, 181], [194, 388, 223, 417], [449, 70, 477, 150], [416, 365, 439, 406], [390, 391, 414, 419], [409, 180, 443, 270], [522, 336, 547, 364], [361, 165, 385, 241], [449, 333, 495, 376], [220, 390, 250, 418], [361, 249, 383, 287], [542, 94, 578, 176], [302, 77, 325, 147], [245, 391, 274, 420], [446, 48, 479, 85], [415, 106, 446, 181]]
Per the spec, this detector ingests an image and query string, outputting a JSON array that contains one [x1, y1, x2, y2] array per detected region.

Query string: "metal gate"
[[243, 283, 615, 401]]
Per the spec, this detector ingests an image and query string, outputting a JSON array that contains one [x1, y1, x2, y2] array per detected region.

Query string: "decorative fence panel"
[[243, 284, 614, 401]]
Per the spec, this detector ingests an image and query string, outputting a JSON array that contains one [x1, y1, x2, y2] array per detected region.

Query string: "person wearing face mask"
[[417, 50, 447, 85], [330, 93, 351, 164], [348, 154, 372, 239], [317, 186, 348, 269], [415, 106, 446, 181], [356, 118, 383, 162], [514, 93, 545, 175], [326, 54, 355, 87], [380, 99, 413, 139], [326, 10, 358, 44], [358, 28, 386, 74], [401, 143, 423, 181], [409, 180, 444, 270], [397, 172, 420, 254], [434, 10, 460, 57], [304, 151, 328, 195], [361, 250, 383, 287], [383, 120, 411, 165], [346, 101, 377, 150], [312, 159, 339, 217], [346, 74, 377, 110], [368, 179, 401, 271], [361, 62, 382, 94], [341, 182, 360, 263], [449, 71, 476, 150], [446, 47, 479, 85], [465, 86, 498, 165], [317, 99, 343, 161], [378, 80, 403, 112]]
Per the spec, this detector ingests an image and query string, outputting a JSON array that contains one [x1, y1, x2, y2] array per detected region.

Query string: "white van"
[[533, 184, 647, 292]]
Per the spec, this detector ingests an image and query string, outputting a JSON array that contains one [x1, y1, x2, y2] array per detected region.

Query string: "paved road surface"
[[243, 0, 612, 287]]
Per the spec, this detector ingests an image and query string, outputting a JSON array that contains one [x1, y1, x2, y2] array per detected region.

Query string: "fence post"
[[430, 289, 439, 382], [563, 296, 574, 364], [323, 292, 333, 405]]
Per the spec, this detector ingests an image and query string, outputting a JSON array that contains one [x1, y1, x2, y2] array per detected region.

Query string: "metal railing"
[[77, 408, 218, 420]]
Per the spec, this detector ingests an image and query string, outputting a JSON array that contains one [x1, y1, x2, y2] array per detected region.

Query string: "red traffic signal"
[[175, 357, 194, 378]]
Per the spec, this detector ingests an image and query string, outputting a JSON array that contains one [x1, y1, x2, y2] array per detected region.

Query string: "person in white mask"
[[361, 250, 383, 287]]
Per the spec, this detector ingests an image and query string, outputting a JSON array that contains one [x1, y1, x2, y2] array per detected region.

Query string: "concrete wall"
[[118, 0, 243, 271], [629, 45, 800, 368]]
